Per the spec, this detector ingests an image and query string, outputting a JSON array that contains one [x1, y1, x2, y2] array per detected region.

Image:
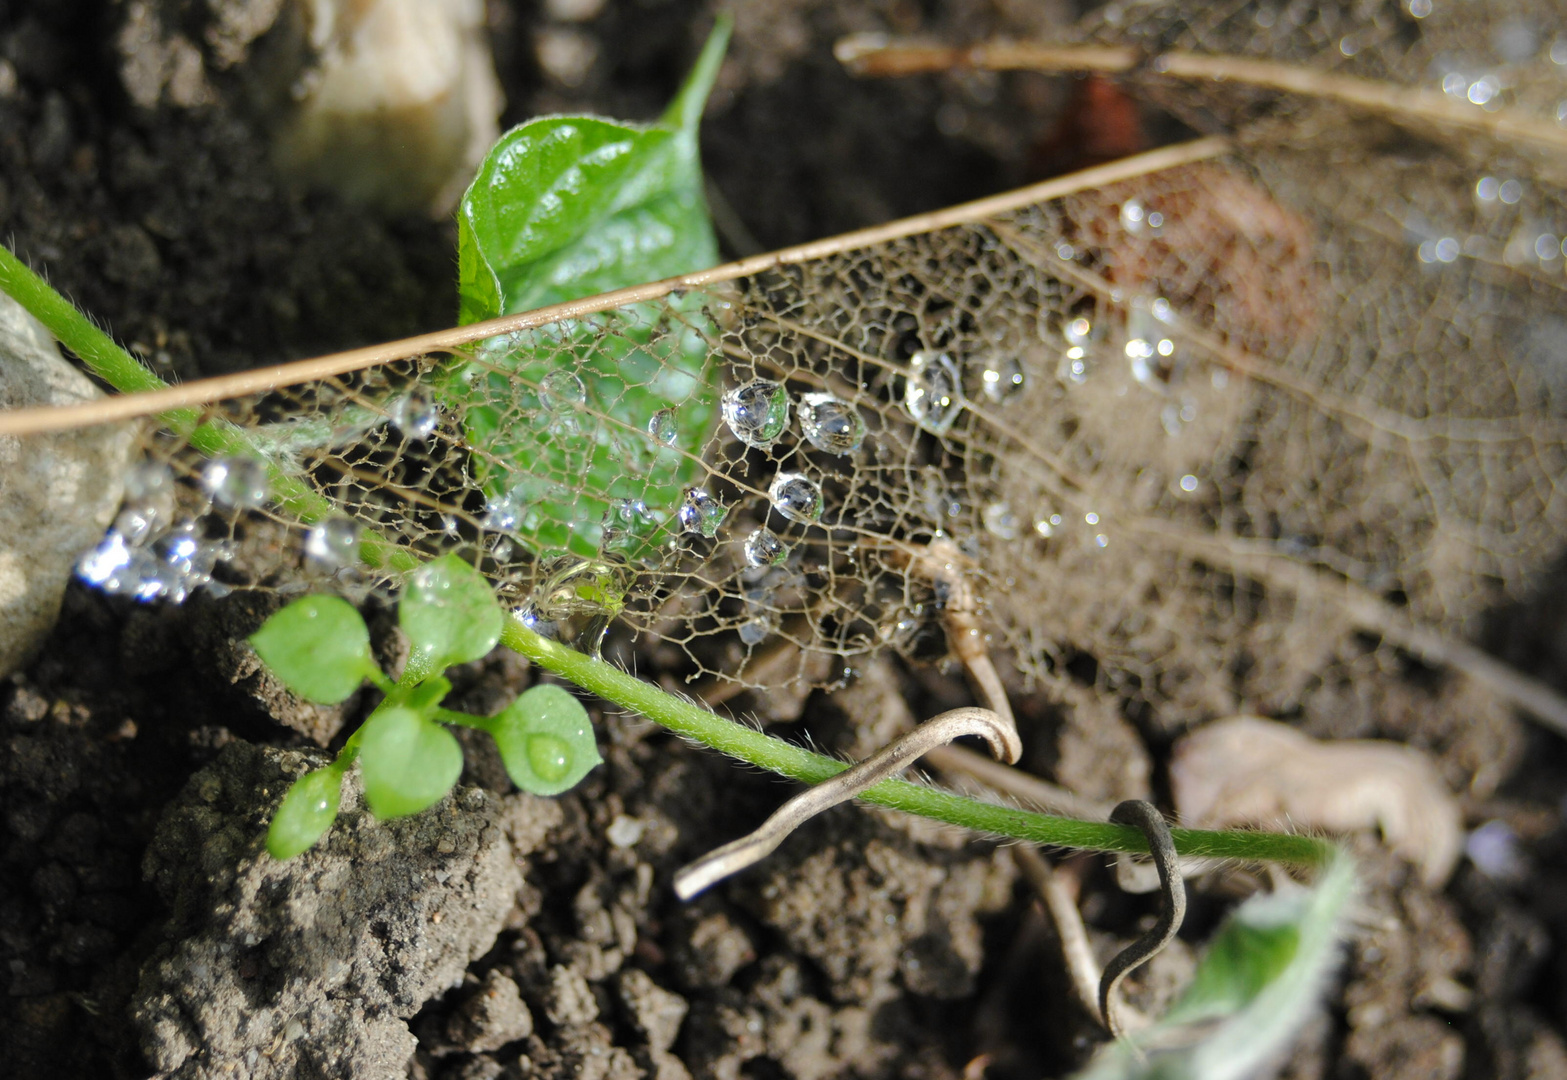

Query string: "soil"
[[4, 2, 1567, 1079]]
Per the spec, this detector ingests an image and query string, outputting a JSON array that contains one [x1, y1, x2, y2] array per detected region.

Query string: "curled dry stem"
[[674, 706, 1021, 899], [1099, 800, 1187, 1040]]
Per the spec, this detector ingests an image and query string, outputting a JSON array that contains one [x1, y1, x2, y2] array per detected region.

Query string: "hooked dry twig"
[[1099, 800, 1186, 1041], [673, 705, 1020, 899]]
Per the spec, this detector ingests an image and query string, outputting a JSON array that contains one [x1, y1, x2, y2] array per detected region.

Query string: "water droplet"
[[738, 613, 774, 646], [77, 531, 132, 587], [528, 557, 629, 657], [1033, 512, 1063, 538], [1500, 178, 1523, 204], [648, 408, 678, 445], [123, 460, 174, 504], [483, 488, 523, 532], [526, 733, 572, 782], [1126, 297, 1174, 384], [113, 505, 161, 547], [203, 457, 269, 509], [305, 516, 360, 568], [389, 388, 438, 438], [1095, 533, 1110, 548], [1120, 198, 1146, 234], [744, 527, 789, 567], [1064, 317, 1093, 345], [722, 379, 789, 448], [677, 488, 726, 537], [979, 357, 1026, 403], [768, 473, 823, 525], [541, 369, 587, 412], [904, 351, 964, 435], [798, 392, 865, 454], [1179, 474, 1200, 493], [982, 501, 1019, 540], [1084, 511, 1100, 526]]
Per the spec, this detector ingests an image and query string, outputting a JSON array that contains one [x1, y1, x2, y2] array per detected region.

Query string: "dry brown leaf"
[[1170, 716, 1461, 887]]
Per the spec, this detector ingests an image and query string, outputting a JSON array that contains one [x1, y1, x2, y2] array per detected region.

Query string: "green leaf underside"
[[400, 553, 504, 671], [267, 766, 345, 859], [358, 705, 464, 819], [1075, 855, 1355, 1080], [249, 595, 376, 704], [484, 683, 603, 796], [452, 18, 729, 562]]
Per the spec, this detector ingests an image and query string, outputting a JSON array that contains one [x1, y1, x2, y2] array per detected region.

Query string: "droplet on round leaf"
[[798, 392, 865, 454], [721, 379, 789, 448], [526, 733, 572, 782], [768, 473, 823, 525]]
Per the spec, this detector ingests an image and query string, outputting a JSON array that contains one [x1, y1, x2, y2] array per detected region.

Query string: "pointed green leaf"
[[267, 765, 345, 859], [358, 705, 464, 819], [486, 683, 602, 796], [249, 595, 378, 704], [455, 16, 729, 324], [400, 553, 503, 673]]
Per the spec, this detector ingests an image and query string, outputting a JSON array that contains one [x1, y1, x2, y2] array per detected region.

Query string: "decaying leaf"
[[1170, 716, 1460, 887], [20, 0, 1567, 761]]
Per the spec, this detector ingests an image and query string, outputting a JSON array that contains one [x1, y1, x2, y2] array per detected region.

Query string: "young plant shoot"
[[255, 554, 600, 858]]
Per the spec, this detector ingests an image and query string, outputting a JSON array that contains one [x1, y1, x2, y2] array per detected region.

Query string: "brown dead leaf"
[[1170, 716, 1461, 887]]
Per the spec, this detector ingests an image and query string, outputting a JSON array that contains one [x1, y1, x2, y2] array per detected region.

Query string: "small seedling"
[[254, 553, 601, 858]]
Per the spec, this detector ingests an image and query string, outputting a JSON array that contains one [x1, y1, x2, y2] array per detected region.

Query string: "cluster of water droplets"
[[77, 460, 242, 602]]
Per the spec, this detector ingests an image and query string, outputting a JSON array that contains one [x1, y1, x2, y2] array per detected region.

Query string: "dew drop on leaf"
[[677, 488, 727, 537], [978, 356, 1026, 403], [483, 487, 523, 531], [526, 733, 572, 782], [768, 472, 823, 525], [388, 387, 438, 439], [648, 407, 678, 445], [904, 351, 963, 435], [743, 526, 789, 567], [982, 501, 1020, 540], [203, 456, 269, 509], [540, 369, 587, 412], [721, 379, 789, 448], [738, 613, 774, 646], [304, 516, 360, 567], [798, 392, 865, 454]]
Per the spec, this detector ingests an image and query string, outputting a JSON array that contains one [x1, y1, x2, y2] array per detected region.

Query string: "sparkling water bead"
[[526, 733, 572, 782], [743, 527, 789, 567], [904, 351, 964, 435], [389, 387, 438, 438], [979, 356, 1026, 403], [721, 379, 789, 448], [677, 488, 727, 537], [768, 473, 823, 525], [540, 369, 587, 412], [203, 456, 269, 509], [304, 516, 361, 568], [798, 392, 865, 455], [982, 501, 1020, 540], [738, 613, 774, 646], [648, 407, 678, 445]]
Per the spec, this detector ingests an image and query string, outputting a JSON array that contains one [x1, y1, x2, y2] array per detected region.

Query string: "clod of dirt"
[[0, 291, 135, 679], [617, 967, 689, 1054], [446, 968, 534, 1053], [1171, 715, 1462, 887], [131, 740, 534, 1080], [740, 810, 1015, 1005]]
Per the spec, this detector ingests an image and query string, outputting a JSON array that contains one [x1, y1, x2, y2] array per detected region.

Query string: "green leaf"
[[267, 765, 345, 859], [249, 595, 379, 704], [486, 683, 602, 796], [358, 705, 464, 819], [400, 553, 503, 674], [456, 16, 729, 323], [1073, 854, 1355, 1080]]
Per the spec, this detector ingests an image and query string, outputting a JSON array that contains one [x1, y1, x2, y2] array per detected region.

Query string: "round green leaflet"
[[485, 683, 603, 797], [267, 765, 347, 859], [400, 553, 504, 675], [248, 594, 380, 704], [358, 705, 465, 819]]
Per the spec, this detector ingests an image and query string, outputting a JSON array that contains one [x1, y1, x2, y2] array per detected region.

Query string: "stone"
[[0, 289, 135, 679]]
